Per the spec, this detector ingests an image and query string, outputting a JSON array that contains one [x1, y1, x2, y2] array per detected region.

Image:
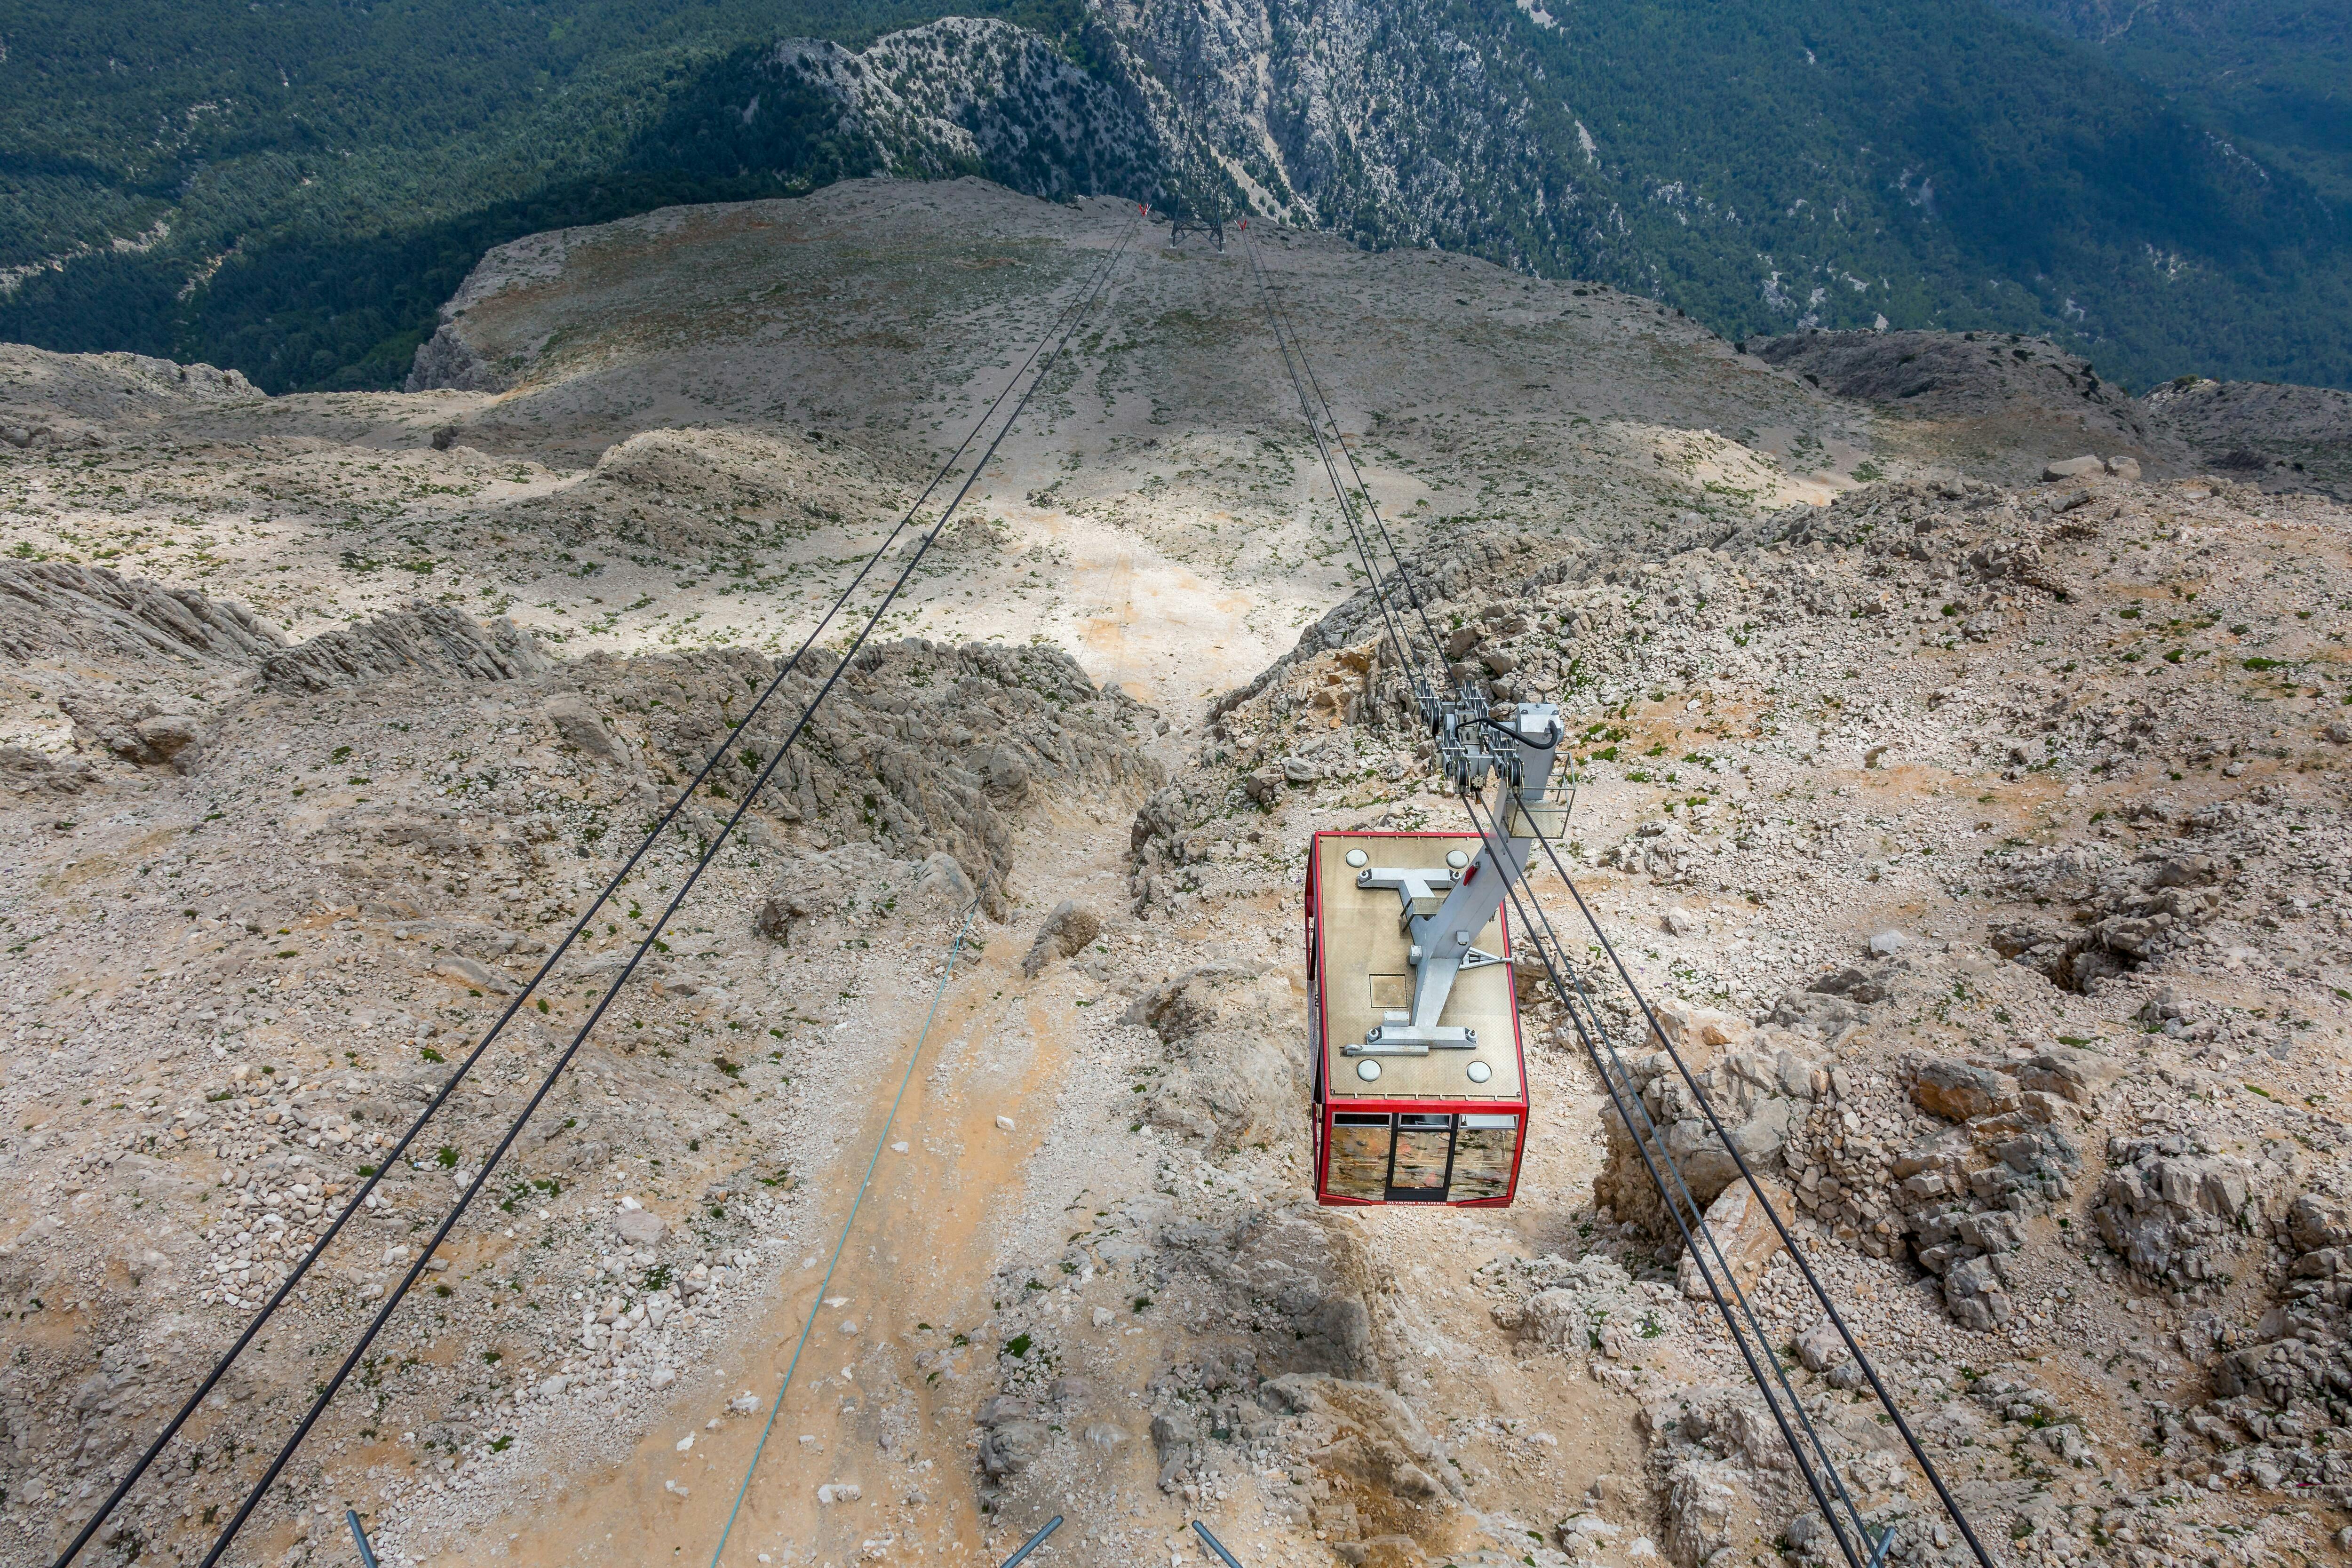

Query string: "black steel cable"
[[45, 207, 1139, 1568], [1250, 201, 1861, 1553], [1242, 223, 1451, 677], [1236, 207, 1991, 1564], [1456, 790, 1876, 1568], [187, 205, 1144, 1568], [1527, 824, 2002, 1568], [1237, 222, 1423, 682]]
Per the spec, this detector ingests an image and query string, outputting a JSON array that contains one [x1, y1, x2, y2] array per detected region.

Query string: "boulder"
[[2016, 1044, 2124, 1107], [1021, 900, 1101, 978], [1793, 1318, 1850, 1374], [1943, 1254, 2012, 1330], [974, 1410, 1049, 1486], [2043, 455, 2105, 480], [1909, 1058, 2021, 1122], [610, 1207, 667, 1247], [544, 693, 618, 759], [1676, 1178, 1790, 1301]]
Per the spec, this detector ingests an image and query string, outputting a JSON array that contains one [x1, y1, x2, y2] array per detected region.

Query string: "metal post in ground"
[[345, 1510, 379, 1568], [998, 1515, 1065, 1568], [1190, 1520, 1246, 1568]]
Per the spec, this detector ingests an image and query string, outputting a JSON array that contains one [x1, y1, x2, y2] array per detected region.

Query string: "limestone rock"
[[404, 322, 511, 393], [976, 1395, 1050, 1481], [1597, 1032, 1820, 1238], [1942, 1254, 2012, 1330], [1021, 899, 1100, 978], [262, 604, 547, 692], [1676, 1178, 1791, 1301], [544, 693, 618, 759], [2043, 455, 2105, 480], [1909, 1058, 2021, 1122], [1662, 1455, 1749, 1568], [609, 1207, 667, 1247], [0, 561, 284, 665], [1793, 1318, 1850, 1373], [2016, 1044, 2124, 1107], [1260, 1373, 1462, 1502], [2093, 1139, 2265, 1285], [1491, 1254, 1661, 1356]]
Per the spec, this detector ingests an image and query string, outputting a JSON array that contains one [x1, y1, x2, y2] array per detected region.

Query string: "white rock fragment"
[[995, 1115, 1016, 1131]]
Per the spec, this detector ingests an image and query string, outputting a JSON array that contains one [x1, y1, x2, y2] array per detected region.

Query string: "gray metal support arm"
[[1350, 703, 1560, 1054]]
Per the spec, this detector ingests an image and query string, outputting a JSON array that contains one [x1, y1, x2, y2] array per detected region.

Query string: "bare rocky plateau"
[[0, 180, 2348, 1568]]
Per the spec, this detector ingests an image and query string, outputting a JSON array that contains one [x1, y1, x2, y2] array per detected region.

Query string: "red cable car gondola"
[[1303, 704, 1565, 1208]]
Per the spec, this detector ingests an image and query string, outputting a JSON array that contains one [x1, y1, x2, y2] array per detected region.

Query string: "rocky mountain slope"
[[1748, 330, 2352, 501], [0, 178, 2348, 1568]]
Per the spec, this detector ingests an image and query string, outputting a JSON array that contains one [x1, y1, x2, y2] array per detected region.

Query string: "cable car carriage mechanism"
[[1305, 695, 1568, 1208]]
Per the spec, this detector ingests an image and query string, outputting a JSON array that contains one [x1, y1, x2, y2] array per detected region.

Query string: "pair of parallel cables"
[[1235, 216, 1998, 1568], [56, 203, 1144, 1568]]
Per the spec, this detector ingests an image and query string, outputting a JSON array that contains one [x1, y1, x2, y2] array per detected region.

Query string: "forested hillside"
[[3, 0, 2345, 395], [1986, 0, 2352, 206]]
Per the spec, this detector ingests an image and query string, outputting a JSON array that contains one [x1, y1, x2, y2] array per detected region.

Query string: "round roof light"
[[1344, 848, 1369, 868], [1356, 1060, 1383, 1082], [1445, 849, 1470, 870], [1466, 1060, 1493, 1084]]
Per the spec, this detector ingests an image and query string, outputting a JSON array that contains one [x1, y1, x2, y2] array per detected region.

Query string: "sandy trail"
[[481, 796, 1163, 1566]]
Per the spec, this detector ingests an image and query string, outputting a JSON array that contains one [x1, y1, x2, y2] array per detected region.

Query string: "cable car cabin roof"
[[1312, 830, 1525, 1106]]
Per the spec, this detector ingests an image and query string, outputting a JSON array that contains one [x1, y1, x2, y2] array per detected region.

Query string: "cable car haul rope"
[[52, 204, 1144, 1568], [54, 193, 1997, 1568], [1235, 217, 2001, 1568]]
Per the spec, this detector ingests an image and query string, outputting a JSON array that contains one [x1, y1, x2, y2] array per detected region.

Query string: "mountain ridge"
[[0, 0, 2346, 393]]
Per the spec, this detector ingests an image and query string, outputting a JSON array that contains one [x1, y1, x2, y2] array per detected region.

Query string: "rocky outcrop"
[[757, 20, 1167, 205], [569, 639, 1157, 921], [1784, 1043, 2114, 1321], [1593, 1000, 1823, 1239], [260, 604, 548, 692], [1989, 842, 2229, 992], [403, 322, 511, 394], [1487, 1252, 1671, 1359], [2093, 1137, 2271, 1289], [1258, 1373, 1463, 1503], [2137, 376, 2352, 501], [1121, 968, 1295, 1149], [0, 562, 284, 665], [1747, 330, 2156, 461]]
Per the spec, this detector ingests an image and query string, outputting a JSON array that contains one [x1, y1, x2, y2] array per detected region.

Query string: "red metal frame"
[[1305, 831, 1530, 1208]]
